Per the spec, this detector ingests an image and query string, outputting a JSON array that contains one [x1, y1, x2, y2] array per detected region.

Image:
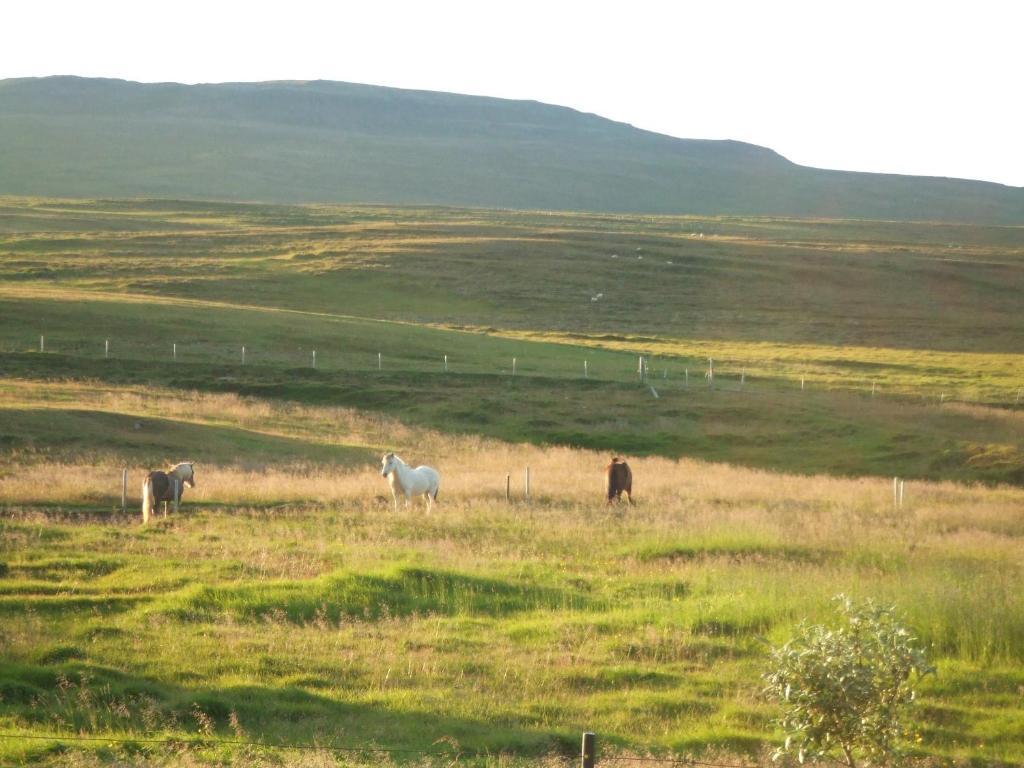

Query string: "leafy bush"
[[763, 596, 934, 767]]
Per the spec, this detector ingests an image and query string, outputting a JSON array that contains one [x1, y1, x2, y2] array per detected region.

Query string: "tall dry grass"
[[3, 381, 1023, 556]]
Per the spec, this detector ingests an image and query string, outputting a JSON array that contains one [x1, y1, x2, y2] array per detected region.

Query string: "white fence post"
[[241, 346, 246, 365], [173, 343, 177, 361], [105, 339, 110, 358], [444, 354, 448, 372], [378, 352, 382, 370], [512, 357, 517, 376], [584, 360, 588, 378], [39, 335, 45, 352], [312, 350, 317, 369]]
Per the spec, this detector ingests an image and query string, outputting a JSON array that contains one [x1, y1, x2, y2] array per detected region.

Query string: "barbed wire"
[[0, 731, 764, 766], [601, 755, 755, 768]]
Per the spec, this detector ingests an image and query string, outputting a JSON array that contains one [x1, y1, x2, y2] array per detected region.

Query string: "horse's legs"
[[424, 492, 433, 513], [163, 500, 168, 518]]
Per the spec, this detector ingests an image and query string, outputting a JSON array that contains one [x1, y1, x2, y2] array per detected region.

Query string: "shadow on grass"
[[4, 352, 1024, 486], [0, 659, 574, 762], [162, 566, 593, 624], [0, 405, 374, 468]]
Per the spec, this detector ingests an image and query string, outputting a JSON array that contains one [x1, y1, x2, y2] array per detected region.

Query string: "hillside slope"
[[1, 76, 1022, 223]]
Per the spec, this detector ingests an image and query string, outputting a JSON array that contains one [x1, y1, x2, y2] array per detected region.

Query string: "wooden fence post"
[[121, 468, 127, 513], [581, 732, 596, 768], [505, 473, 511, 503]]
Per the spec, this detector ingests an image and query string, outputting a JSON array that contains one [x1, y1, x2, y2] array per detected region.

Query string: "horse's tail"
[[141, 475, 153, 524], [431, 470, 440, 502]]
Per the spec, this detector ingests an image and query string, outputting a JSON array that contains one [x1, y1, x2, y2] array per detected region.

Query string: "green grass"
[[2, 491, 1023, 766], [1, 198, 1023, 766], [3, 348, 1023, 485]]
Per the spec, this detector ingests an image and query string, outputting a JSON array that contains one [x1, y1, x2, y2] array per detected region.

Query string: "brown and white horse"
[[605, 457, 633, 505], [141, 462, 196, 524]]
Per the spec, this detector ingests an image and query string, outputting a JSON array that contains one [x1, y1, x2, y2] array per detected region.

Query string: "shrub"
[[763, 596, 934, 767]]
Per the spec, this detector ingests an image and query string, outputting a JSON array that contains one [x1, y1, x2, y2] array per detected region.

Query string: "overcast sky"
[[4, 0, 1021, 187]]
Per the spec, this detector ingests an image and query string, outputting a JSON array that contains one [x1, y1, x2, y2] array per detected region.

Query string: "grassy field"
[[1, 198, 1023, 484], [2, 385, 1024, 767], [1, 198, 1023, 766]]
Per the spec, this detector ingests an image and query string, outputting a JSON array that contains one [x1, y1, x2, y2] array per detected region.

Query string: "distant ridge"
[[1, 76, 1021, 224]]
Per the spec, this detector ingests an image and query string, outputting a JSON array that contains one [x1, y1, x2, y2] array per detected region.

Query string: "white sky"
[[3, 0, 1022, 186]]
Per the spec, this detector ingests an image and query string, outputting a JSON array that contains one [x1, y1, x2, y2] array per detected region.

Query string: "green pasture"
[[2, 485, 1023, 766], [1, 198, 1024, 765]]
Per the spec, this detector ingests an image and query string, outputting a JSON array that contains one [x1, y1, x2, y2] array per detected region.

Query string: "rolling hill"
[[1, 76, 1022, 223]]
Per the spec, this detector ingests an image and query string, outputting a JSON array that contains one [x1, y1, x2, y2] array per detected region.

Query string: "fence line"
[[12, 337, 1022, 406], [0, 730, 758, 767]]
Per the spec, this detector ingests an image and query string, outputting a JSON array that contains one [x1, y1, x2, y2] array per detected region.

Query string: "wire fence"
[[0, 729, 953, 767], [5, 334, 1022, 408], [0, 730, 760, 767]]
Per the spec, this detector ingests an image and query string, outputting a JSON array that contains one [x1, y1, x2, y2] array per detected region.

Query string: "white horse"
[[380, 452, 440, 512]]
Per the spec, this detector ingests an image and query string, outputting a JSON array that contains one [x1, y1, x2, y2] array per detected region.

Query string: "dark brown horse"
[[605, 457, 633, 505], [141, 462, 195, 524]]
